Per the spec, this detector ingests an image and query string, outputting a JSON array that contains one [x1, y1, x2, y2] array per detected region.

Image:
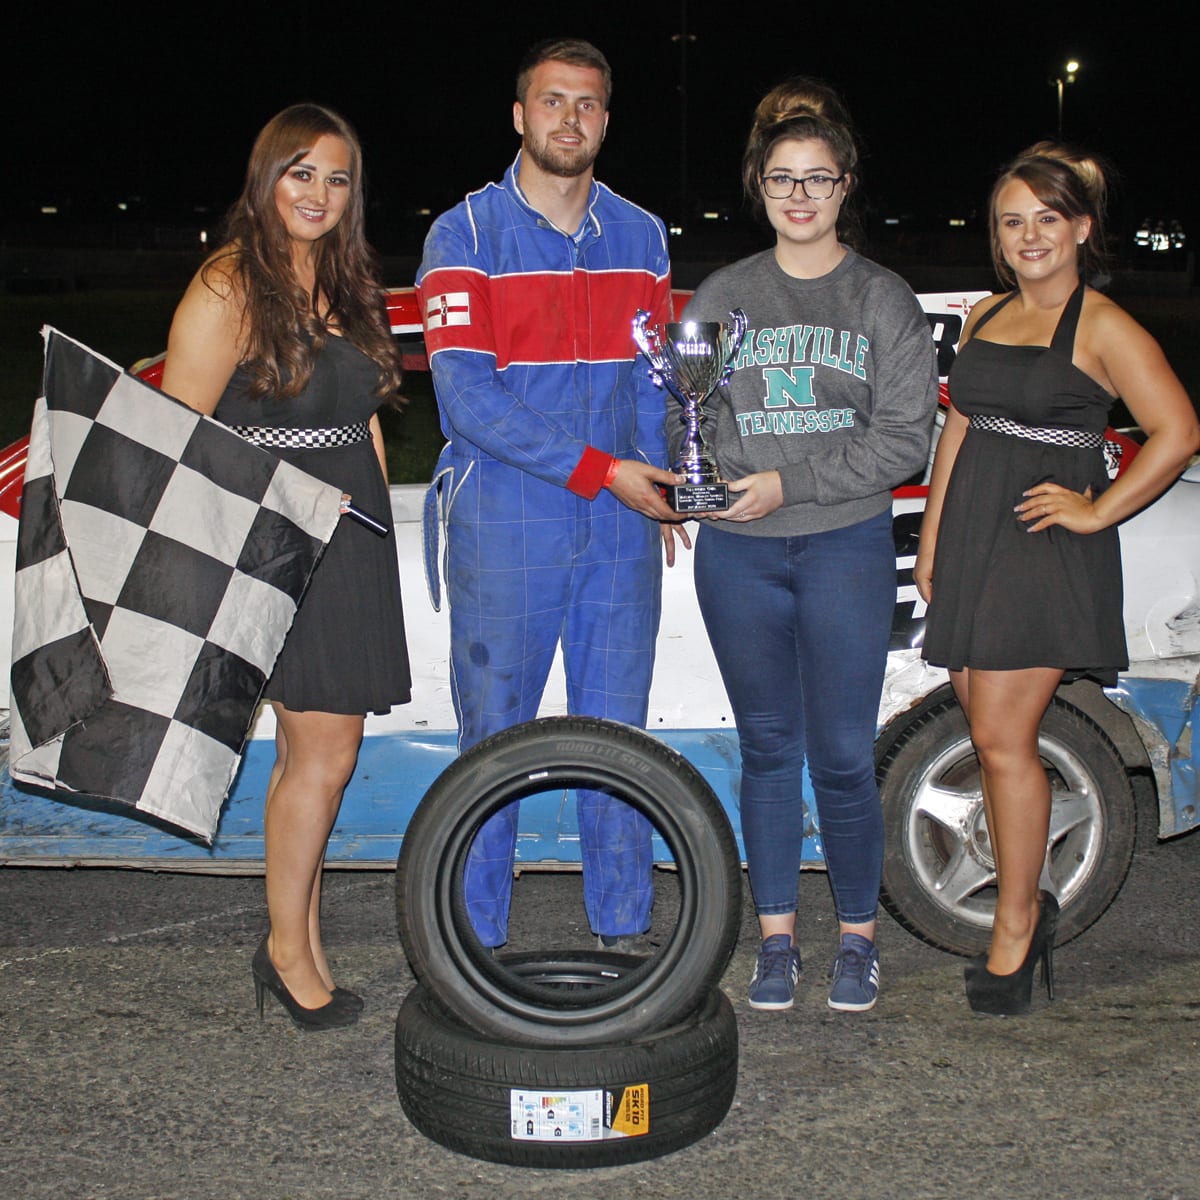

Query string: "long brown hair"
[[988, 142, 1109, 289], [208, 103, 401, 401]]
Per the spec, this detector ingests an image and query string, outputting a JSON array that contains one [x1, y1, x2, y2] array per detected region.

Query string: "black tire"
[[394, 973, 738, 1168], [395, 716, 742, 1046], [878, 690, 1136, 956]]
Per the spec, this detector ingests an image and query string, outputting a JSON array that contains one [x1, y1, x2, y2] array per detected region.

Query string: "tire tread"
[[394, 983, 738, 1167]]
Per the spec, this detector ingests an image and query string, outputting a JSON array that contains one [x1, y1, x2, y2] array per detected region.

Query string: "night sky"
[[9, 3, 1195, 248]]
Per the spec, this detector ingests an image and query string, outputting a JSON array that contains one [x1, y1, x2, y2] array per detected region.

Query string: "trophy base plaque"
[[665, 481, 730, 514]]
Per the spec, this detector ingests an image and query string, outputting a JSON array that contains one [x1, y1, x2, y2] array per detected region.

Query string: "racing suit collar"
[[506, 152, 603, 242]]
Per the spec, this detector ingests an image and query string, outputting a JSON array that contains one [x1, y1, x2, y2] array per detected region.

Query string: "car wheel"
[[394, 969, 738, 1168], [395, 716, 742, 1045], [878, 690, 1136, 956]]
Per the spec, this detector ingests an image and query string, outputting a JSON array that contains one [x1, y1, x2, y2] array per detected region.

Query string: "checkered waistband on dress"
[[968, 413, 1103, 449], [228, 421, 371, 449]]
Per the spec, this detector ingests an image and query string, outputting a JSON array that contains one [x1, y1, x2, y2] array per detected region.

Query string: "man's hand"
[[605, 459, 683, 522], [660, 520, 692, 568]]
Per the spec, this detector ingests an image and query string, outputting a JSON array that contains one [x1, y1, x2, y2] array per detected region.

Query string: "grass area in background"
[[2, 286, 1197, 485]]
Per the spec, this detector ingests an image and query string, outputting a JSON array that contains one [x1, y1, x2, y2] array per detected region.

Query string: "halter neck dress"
[[214, 334, 411, 714], [921, 283, 1128, 685]]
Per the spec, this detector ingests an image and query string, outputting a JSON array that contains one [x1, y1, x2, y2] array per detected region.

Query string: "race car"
[[1, 288, 1196, 955]]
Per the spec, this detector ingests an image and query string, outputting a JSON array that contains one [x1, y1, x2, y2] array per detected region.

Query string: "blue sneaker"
[[748, 934, 802, 1011], [827, 933, 880, 1012]]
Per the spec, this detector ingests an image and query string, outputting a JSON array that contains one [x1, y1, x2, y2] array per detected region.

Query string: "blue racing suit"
[[417, 154, 673, 946]]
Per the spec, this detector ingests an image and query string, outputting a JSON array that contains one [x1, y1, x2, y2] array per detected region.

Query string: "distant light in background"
[[1053, 59, 1080, 139], [199, 230, 208, 245], [1135, 219, 1187, 253], [948, 218, 965, 227], [41, 206, 58, 215], [669, 224, 683, 237]]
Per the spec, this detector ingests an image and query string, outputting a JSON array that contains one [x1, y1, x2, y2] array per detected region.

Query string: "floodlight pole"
[[1053, 59, 1080, 139]]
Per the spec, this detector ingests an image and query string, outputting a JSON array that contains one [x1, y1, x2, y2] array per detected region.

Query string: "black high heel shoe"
[[332, 987, 364, 1013], [965, 894, 1059, 1016], [252, 937, 359, 1031]]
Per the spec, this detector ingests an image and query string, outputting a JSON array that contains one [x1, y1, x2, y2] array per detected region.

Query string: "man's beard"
[[523, 134, 601, 179]]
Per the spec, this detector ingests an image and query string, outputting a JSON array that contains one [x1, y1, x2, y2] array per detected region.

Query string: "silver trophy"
[[632, 309, 748, 513]]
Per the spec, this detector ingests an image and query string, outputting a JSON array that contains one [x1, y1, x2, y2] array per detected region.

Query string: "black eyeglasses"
[[760, 172, 846, 201]]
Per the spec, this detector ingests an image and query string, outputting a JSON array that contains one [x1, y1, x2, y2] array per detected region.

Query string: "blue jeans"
[[694, 512, 893, 924]]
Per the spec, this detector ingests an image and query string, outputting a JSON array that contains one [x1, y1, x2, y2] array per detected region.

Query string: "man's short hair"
[[515, 38, 612, 108]]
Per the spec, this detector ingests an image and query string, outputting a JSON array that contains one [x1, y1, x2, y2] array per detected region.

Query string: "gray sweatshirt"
[[675, 247, 938, 536]]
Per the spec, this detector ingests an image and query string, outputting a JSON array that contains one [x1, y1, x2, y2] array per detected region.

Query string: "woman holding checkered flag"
[[162, 105, 411, 1030]]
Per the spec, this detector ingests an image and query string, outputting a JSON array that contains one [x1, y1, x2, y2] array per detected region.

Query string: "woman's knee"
[[809, 760, 877, 807], [273, 710, 363, 792], [736, 706, 804, 763], [970, 723, 1039, 777], [300, 739, 360, 787]]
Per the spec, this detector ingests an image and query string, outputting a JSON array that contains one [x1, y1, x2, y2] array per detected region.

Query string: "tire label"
[[510, 1085, 650, 1141], [608, 1083, 650, 1137]]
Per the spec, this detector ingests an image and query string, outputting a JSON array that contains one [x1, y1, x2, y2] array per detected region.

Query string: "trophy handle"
[[632, 310, 669, 389], [717, 309, 749, 388]]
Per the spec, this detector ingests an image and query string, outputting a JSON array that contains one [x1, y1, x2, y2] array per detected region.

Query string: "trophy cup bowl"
[[632, 309, 748, 514]]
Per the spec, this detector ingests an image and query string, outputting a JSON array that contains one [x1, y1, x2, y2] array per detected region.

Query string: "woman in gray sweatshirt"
[[679, 80, 938, 1014]]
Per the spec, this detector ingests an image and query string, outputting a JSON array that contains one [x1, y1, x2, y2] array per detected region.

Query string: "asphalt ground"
[[2, 819, 1198, 1200]]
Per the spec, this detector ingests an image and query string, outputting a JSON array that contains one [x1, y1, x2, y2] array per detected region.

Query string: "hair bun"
[[1020, 140, 1107, 209], [752, 77, 854, 134]]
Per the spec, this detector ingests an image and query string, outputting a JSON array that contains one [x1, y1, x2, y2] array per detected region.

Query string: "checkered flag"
[[7, 328, 344, 840]]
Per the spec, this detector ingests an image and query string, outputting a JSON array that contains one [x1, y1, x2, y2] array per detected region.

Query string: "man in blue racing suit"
[[417, 37, 684, 949]]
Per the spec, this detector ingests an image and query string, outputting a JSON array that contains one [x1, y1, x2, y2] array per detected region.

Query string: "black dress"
[[214, 335, 412, 714], [922, 284, 1128, 685]]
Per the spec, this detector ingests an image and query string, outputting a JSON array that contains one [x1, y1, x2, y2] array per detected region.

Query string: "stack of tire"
[[394, 717, 743, 1168]]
